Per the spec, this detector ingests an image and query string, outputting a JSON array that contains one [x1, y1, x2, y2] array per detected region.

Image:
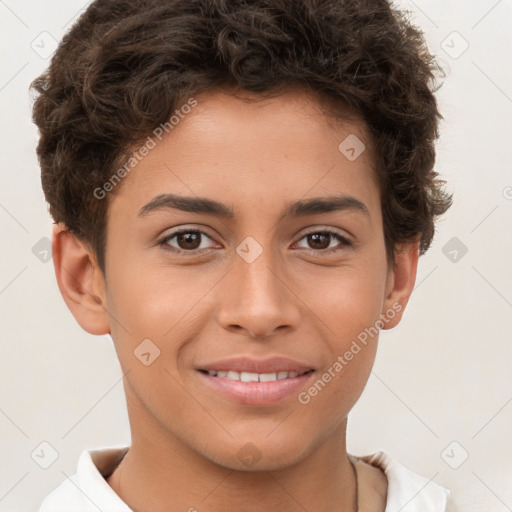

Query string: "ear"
[[381, 241, 420, 330], [52, 223, 110, 335]]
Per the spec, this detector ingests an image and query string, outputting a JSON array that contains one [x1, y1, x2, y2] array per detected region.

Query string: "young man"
[[31, 0, 453, 510]]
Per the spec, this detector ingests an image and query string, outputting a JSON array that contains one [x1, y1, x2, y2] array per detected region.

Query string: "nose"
[[216, 245, 301, 338]]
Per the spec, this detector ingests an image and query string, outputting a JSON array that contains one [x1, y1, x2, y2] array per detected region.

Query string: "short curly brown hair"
[[30, 0, 452, 272]]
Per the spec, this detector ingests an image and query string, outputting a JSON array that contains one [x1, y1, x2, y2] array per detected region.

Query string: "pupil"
[[309, 233, 330, 250], [178, 232, 201, 249]]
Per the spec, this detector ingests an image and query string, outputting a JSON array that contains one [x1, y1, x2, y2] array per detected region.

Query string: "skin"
[[53, 86, 419, 512]]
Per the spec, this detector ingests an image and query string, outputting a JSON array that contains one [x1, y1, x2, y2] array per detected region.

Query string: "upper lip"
[[198, 356, 315, 375]]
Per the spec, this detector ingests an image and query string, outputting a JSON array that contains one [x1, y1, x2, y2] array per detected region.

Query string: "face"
[[64, 87, 416, 471]]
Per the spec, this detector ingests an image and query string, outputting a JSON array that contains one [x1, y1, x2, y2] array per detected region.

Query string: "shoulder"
[[38, 446, 131, 512], [352, 450, 454, 512]]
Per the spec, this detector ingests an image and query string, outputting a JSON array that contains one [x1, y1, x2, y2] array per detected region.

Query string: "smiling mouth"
[[198, 369, 314, 382]]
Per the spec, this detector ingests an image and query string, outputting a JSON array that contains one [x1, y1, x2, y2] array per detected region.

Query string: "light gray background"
[[1, 1, 511, 510]]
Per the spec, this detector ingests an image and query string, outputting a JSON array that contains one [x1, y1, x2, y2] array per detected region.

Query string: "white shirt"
[[38, 446, 453, 511]]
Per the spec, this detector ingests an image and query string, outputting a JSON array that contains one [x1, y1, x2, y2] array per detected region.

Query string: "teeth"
[[205, 370, 305, 382], [240, 371, 259, 382]]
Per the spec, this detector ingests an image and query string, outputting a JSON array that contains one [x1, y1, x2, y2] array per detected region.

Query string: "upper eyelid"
[[293, 230, 352, 250], [160, 227, 217, 245], [299, 226, 350, 237]]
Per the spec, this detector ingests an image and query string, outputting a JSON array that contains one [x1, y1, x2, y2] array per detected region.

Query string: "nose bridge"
[[217, 237, 299, 337], [239, 245, 282, 304]]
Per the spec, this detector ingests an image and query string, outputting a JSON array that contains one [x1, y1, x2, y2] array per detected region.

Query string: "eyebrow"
[[138, 193, 369, 220]]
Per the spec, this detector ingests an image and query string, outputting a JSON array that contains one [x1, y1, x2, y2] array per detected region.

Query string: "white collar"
[[39, 446, 451, 511], [355, 451, 451, 511]]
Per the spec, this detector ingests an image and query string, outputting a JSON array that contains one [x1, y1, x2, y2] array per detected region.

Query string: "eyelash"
[[158, 228, 352, 256]]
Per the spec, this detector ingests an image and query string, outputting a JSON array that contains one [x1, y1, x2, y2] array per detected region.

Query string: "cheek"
[[301, 261, 388, 342], [294, 258, 387, 397], [105, 262, 215, 355], [295, 270, 385, 428]]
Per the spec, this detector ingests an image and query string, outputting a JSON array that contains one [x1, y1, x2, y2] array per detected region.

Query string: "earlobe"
[[52, 223, 110, 335], [381, 241, 420, 330]]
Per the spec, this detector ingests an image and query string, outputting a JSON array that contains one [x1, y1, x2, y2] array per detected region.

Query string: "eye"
[[294, 229, 352, 254], [158, 228, 218, 254], [158, 227, 351, 256]]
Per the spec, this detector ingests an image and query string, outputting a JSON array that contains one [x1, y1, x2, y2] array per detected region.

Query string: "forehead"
[[108, 86, 379, 219], [171, 86, 371, 161]]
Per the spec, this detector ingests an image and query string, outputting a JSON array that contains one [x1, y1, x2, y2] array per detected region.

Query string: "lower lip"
[[197, 370, 315, 406]]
